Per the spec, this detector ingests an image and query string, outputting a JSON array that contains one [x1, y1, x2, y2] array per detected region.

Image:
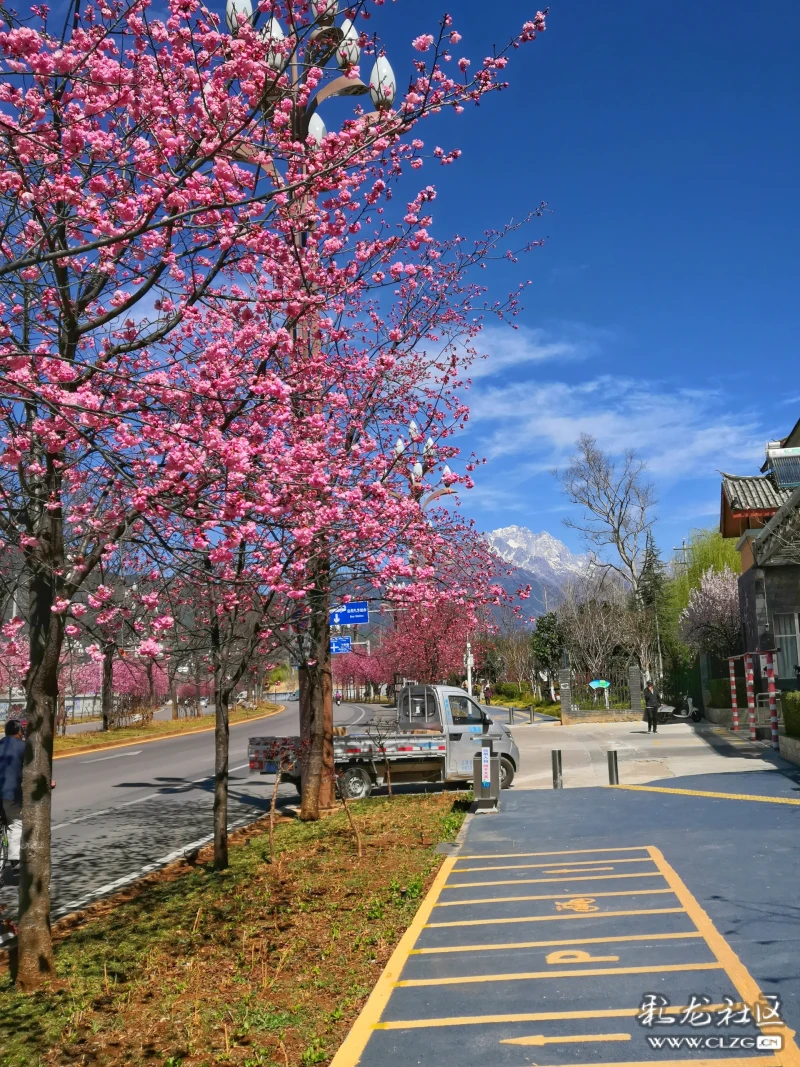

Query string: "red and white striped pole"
[[729, 657, 739, 732], [766, 651, 779, 750], [745, 654, 757, 742]]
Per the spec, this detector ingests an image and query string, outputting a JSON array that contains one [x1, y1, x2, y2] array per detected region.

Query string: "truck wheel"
[[499, 756, 515, 789], [340, 766, 372, 800]]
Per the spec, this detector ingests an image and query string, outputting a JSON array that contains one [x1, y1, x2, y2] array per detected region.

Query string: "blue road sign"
[[329, 602, 369, 626], [330, 636, 352, 655]]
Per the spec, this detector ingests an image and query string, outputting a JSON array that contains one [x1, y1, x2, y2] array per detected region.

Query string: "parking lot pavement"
[[332, 782, 800, 1067], [508, 720, 799, 790]]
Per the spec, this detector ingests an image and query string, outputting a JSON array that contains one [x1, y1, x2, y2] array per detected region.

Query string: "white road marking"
[[81, 750, 142, 763], [52, 763, 251, 830]]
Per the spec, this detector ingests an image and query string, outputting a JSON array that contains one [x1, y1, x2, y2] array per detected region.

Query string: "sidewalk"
[[509, 719, 794, 789], [332, 741, 800, 1067]]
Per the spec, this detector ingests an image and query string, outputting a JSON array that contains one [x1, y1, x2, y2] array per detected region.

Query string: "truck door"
[[444, 694, 486, 777]]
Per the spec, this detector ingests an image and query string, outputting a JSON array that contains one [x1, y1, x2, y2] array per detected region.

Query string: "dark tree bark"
[[17, 521, 63, 988], [299, 560, 334, 820], [213, 681, 230, 870], [101, 643, 114, 731]]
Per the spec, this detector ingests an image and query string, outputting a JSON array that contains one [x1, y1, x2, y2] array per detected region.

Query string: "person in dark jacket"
[[0, 719, 25, 867], [644, 681, 660, 734]]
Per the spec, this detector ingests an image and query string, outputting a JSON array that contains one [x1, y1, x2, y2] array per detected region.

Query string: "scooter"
[[335, 694, 342, 707], [657, 694, 701, 724]]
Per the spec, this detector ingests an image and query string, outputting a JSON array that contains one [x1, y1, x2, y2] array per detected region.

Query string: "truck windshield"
[[398, 687, 441, 731]]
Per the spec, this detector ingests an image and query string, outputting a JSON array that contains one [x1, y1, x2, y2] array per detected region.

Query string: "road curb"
[[53, 704, 286, 761]]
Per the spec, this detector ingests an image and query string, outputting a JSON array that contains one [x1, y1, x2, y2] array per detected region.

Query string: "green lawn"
[[53, 703, 282, 755], [0, 793, 468, 1066]]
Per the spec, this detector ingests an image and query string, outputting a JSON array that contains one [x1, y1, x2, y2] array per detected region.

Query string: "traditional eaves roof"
[[783, 417, 800, 450], [721, 473, 793, 512], [753, 485, 800, 565]]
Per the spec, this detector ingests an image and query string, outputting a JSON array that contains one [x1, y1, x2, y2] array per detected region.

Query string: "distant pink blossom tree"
[[680, 567, 742, 656]]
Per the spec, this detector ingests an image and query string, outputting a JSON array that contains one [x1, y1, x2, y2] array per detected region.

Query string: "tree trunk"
[[213, 682, 229, 870], [101, 643, 114, 731], [170, 678, 179, 720], [17, 561, 63, 989], [208, 587, 229, 870], [299, 564, 334, 820], [146, 659, 154, 706]]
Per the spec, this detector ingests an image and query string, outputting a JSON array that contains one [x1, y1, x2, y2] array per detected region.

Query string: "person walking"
[[644, 680, 660, 734], [0, 719, 25, 876]]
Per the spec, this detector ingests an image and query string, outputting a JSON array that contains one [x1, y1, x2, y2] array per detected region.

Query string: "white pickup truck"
[[248, 683, 521, 799]]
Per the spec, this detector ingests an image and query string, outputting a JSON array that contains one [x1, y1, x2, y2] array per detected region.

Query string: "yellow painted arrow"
[[501, 1032, 631, 1047]]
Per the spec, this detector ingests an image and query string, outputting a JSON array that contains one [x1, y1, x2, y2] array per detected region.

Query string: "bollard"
[[508, 706, 514, 725], [529, 705, 535, 725], [607, 749, 619, 785], [552, 749, 563, 790]]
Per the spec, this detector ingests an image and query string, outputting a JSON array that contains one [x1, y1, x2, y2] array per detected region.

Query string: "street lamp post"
[[224, 0, 397, 816], [464, 640, 474, 697]]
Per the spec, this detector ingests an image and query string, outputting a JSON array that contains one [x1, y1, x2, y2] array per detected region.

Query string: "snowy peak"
[[487, 525, 590, 580]]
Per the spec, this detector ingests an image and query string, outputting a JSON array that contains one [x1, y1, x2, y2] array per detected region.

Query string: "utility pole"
[[464, 640, 474, 696], [673, 539, 689, 567]]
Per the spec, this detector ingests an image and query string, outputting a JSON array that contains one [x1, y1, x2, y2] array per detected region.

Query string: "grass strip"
[[0, 792, 468, 1066], [52, 703, 282, 754]]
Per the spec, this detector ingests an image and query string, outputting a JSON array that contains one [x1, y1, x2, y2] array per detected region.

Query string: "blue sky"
[[380, 0, 800, 562]]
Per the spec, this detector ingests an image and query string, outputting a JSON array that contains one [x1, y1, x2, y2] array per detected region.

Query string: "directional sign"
[[589, 679, 610, 690], [330, 636, 352, 655], [329, 601, 369, 626]]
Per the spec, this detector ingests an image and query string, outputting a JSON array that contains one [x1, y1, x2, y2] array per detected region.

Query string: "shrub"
[[493, 682, 531, 701], [707, 678, 730, 708], [783, 691, 800, 739], [707, 676, 747, 709]]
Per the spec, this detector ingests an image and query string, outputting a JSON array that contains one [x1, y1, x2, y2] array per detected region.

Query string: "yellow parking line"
[[457, 847, 650, 860], [615, 785, 800, 806], [444, 872, 662, 889], [453, 857, 653, 873], [427, 906, 686, 928], [394, 961, 722, 988], [534, 1059, 779, 1067], [374, 1003, 743, 1031], [410, 931, 704, 955], [436, 888, 675, 907], [328, 854, 456, 1067], [501, 1032, 631, 1046], [648, 846, 800, 1067]]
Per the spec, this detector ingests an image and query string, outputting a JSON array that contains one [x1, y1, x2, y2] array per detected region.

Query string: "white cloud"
[[468, 375, 767, 484], [465, 322, 609, 380]]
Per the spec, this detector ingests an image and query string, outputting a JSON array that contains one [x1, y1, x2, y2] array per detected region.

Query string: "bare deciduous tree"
[[557, 571, 628, 678], [554, 435, 656, 598]]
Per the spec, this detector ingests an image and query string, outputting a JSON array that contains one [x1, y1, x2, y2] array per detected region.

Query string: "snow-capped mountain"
[[486, 525, 591, 611]]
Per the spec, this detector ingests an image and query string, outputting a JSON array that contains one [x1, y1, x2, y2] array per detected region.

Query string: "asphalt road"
[[0, 700, 376, 929]]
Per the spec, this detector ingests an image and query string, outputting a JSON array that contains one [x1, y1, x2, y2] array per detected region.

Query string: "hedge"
[[783, 691, 800, 739], [707, 676, 747, 709]]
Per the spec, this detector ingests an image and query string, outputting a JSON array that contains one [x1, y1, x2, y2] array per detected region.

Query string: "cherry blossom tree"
[[0, 0, 547, 985], [680, 567, 742, 657]]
